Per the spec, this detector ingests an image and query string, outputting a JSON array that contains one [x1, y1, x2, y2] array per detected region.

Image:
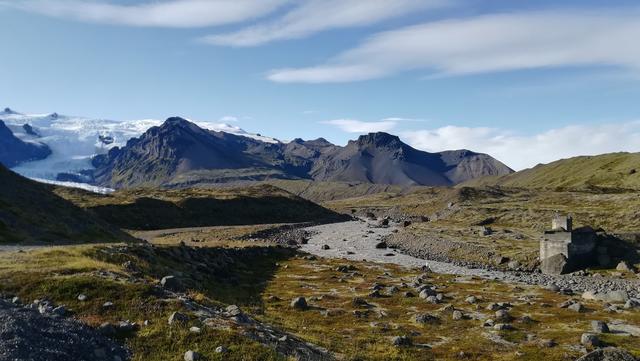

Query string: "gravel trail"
[[301, 220, 640, 298]]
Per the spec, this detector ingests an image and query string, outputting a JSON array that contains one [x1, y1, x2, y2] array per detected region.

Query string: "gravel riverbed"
[[301, 220, 640, 298]]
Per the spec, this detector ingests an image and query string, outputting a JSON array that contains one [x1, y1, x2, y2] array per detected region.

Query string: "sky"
[[2, 0, 640, 170]]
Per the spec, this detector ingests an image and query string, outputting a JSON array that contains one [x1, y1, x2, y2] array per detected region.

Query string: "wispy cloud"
[[200, 0, 451, 47], [322, 119, 397, 133], [400, 121, 640, 170], [219, 115, 239, 122], [2, 0, 289, 28], [268, 9, 640, 83]]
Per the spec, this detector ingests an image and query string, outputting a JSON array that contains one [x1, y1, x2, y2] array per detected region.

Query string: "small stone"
[[11, 297, 21, 304], [465, 296, 477, 304], [77, 294, 88, 302], [483, 319, 495, 327], [452, 310, 463, 320], [403, 291, 415, 298], [321, 245, 331, 250], [290, 297, 308, 310], [591, 320, 609, 333], [616, 261, 633, 272], [184, 350, 202, 361], [102, 301, 114, 309], [189, 326, 201, 333], [581, 333, 600, 348], [215, 346, 228, 354], [426, 295, 439, 304]]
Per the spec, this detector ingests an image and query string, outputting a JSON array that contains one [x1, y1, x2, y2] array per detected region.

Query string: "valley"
[[1, 111, 640, 361]]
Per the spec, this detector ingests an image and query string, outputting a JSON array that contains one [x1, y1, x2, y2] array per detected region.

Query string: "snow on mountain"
[[0, 109, 279, 182]]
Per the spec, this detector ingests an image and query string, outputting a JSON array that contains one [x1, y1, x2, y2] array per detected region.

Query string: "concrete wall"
[[540, 237, 571, 261]]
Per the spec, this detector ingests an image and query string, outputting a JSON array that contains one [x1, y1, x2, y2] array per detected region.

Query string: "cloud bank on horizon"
[[3, 1, 640, 172]]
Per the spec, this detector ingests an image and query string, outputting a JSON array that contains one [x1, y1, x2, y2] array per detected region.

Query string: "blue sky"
[[1, 0, 640, 169]]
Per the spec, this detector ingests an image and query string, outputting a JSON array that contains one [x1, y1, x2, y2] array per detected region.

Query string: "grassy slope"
[[0, 165, 130, 244], [54, 184, 348, 230], [464, 152, 640, 191], [261, 179, 414, 203], [1, 238, 639, 360]]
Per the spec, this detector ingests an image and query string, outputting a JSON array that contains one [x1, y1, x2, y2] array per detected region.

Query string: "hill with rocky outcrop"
[[92, 117, 513, 188]]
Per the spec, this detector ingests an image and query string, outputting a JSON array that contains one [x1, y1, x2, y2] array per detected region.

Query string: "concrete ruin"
[[540, 214, 598, 274]]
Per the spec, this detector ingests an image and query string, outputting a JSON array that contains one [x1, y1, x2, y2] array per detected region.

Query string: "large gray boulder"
[[541, 254, 570, 275], [576, 347, 637, 361]]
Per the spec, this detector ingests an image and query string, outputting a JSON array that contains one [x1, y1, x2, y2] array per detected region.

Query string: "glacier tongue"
[[1, 111, 279, 182]]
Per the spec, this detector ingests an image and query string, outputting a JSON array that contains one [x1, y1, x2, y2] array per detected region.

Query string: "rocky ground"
[[0, 298, 129, 361], [300, 220, 640, 300]]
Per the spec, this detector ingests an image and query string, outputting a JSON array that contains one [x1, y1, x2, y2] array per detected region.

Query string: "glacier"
[[0, 109, 279, 184]]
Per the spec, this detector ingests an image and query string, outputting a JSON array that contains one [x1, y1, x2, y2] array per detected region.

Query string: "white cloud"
[[201, 0, 450, 47], [219, 115, 239, 122], [2, 0, 289, 28], [322, 119, 397, 133], [400, 121, 640, 170], [268, 9, 640, 83]]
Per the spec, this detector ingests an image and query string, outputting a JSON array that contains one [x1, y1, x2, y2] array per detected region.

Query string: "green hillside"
[[55, 184, 348, 230], [0, 165, 130, 244], [464, 152, 640, 191]]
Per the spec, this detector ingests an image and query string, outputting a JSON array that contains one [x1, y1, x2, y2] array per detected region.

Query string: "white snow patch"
[[32, 178, 115, 194]]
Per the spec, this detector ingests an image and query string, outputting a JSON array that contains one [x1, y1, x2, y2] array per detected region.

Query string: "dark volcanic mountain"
[[92, 117, 513, 188], [0, 164, 130, 243], [0, 120, 51, 168]]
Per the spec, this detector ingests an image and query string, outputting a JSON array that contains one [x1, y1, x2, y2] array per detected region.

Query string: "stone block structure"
[[540, 213, 597, 274]]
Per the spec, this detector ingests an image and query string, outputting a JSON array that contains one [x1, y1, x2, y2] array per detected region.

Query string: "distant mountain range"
[[92, 117, 513, 188], [1, 109, 513, 189]]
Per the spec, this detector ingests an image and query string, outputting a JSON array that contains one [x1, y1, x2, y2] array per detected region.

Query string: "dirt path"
[[301, 220, 640, 298]]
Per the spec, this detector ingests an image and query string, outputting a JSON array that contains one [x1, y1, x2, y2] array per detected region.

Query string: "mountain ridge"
[[92, 117, 513, 189]]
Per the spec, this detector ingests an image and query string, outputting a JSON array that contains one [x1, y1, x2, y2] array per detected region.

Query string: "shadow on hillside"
[[89, 195, 349, 230], [90, 244, 297, 306]]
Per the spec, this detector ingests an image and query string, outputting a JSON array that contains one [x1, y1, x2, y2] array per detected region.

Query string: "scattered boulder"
[[215, 346, 228, 354], [576, 347, 637, 361], [616, 261, 633, 273], [168, 312, 188, 325], [392, 336, 412, 347], [160, 275, 182, 291], [414, 313, 439, 324], [541, 254, 569, 275], [465, 296, 478, 304], [290, 297, 308, 310], [321, 245, 331, 250], [581, 333, 601, 348], [375, 241, 388, 249], [592, 320, 610, 334], [568, 303, 585, 313], [184, 350, 202, 361], [495, 310, 513, 322], [77, 294, 88, 302], [494, 323, 513, 331]]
